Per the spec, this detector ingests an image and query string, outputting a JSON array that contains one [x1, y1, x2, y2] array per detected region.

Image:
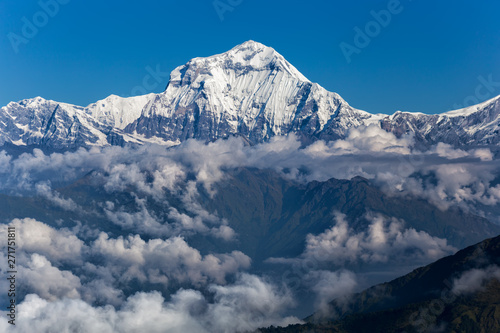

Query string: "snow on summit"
[[1, 41, 500, 148]]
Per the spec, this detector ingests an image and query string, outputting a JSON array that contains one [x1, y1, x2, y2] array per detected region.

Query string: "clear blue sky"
[[1, 0, 499, 114]]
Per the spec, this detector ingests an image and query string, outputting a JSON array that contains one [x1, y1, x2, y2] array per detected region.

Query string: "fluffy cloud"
[[18, 254, 81, 301], [452, 265, 500, 295], [92, 233, 251, 287], [206, 274, 300, 332], [269, 212, 456, 267], [307, 212, 456, 264], [0, 218, 249, 309], [35, 182, 79, 211], [429, 143, 494, 162], [265, 212, 456, 315], [306, 270, 357, 316], [0, 218, 85, 265], [397, 161, 500, 214], [0, 150, 11, 172], [1, 132, 499, 218], [430, 142, 469, 159], [103, 195, 173, 237], [167, 208, 236, 241], [102, 157, 186, 198], [331, 124, 413, 154], [0, 274, 299, 333], [165, 181, 236, 240]]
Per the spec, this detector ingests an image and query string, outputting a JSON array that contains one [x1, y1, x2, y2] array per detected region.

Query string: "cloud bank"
[[0, 274, 299, 333], [0, 125, 498, 332]]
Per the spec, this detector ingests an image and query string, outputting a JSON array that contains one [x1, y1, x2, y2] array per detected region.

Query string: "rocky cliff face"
[[1, 41, 499, 149], [0, 97, 107, 148]]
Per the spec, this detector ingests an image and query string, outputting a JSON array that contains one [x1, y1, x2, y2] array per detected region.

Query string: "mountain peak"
[[224, 40, 278, 67], [230, 40, 271, 52], [443, 94, 500, 117], [228, 40, 310, 82], [171, 40, 309, 83]]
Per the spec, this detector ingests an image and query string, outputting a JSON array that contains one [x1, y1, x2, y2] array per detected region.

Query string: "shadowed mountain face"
[[1, 41, 500, 148], [200, 168, 499, 260], [260, 235, 500, 333], [2, 167, 497, 265]]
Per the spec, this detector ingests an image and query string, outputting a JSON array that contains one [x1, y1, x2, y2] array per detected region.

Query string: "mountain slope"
[[200, 168, 499, 259], [39, 167, 499, 263], [0, 94, 155, 148], [2, 167, 497, 262], [1, 41, 500, 148], [381, 95, 500, 147], [260, 235, 500, 333]]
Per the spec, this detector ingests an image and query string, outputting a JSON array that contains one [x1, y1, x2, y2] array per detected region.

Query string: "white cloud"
[[0, 150, 11, 173], [402, 162, 500, 211], [452, 265, 500, 295], [1, 218, 85, 265], [472, 148, 494, 161], [1, 131, 499, 219], [331, 124, 413, 154], [92, 233, 251, 287], [104, 195, 173, 236], [18, 254, 81, 301], [270, 212, 456, 267], [35, 182, 79, 211], [0, 274, 300, 333], [206, 274, 300, 332], [431, 142, 468, 159], [306, 270, 357, 316]]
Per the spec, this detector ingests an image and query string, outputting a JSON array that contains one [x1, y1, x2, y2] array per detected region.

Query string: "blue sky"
[[1, 0, 499, 114]]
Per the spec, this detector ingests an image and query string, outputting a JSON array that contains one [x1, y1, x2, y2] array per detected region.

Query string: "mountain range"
[[2, 40, 500, 149], [1, 167, 497, 260]]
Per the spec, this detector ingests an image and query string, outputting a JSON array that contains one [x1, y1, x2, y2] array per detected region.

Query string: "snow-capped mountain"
[[0, 94, 155, 148], [380, 95, 500, 146], [124, 40, 377, 144], [1, 40, 499, 148]]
